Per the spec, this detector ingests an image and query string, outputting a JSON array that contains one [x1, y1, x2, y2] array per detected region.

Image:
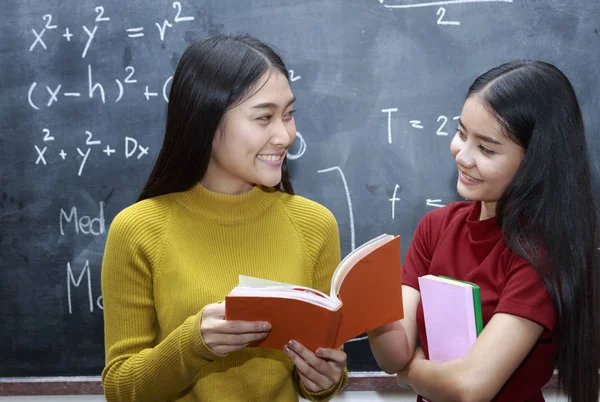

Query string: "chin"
[[456, 183, 478, 201], [258, 175, 283, 188]]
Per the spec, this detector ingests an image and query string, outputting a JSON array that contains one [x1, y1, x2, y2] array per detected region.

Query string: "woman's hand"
[[284, 340, 347, 392], [397, 346, 425, 388], [200, 302, 271, 355]]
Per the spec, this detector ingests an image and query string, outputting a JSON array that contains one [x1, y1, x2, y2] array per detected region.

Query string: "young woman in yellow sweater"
[[101, 34, 348, 402]]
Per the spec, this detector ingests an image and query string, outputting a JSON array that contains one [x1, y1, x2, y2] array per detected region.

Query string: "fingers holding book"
[[283, 340, 347, 392], [200, 302, 271, 355]]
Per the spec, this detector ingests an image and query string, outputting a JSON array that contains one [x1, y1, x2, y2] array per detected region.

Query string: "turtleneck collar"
[[466, 201, 502, 242], [176, 182, 277, 222]]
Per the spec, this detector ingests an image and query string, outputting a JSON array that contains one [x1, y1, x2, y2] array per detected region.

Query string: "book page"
[[330, 234, 394, 296], [238, 275, 294, 287], [228, 286, 340, 310], [429, 276, 472, 288]]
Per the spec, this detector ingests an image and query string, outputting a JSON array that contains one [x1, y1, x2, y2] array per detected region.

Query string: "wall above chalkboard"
[[1, 0, 599, 379]]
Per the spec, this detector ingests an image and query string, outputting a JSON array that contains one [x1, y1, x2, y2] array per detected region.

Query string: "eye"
[[257, 115, 272, 121], [479, 145, 496, 155], [456, 128, 466, 140], [284, 109, 297, 118]]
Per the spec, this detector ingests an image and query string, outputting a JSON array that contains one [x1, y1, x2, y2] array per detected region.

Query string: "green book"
[[439, 276, 483, 335]]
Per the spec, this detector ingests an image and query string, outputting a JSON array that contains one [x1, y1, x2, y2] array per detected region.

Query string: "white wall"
[[0, 390, 570, 401]]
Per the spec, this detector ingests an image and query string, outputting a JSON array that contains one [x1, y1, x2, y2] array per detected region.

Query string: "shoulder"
[[272, 191, 338, 233], [496, 250, 556, 333], [500, 250, 543, 279], [417, 201, 472, 232], [107, 194, 176, 245], [269, 191, 339, 251]]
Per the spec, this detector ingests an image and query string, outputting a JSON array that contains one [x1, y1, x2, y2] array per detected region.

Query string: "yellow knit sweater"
[[101, 183, 348, 402]]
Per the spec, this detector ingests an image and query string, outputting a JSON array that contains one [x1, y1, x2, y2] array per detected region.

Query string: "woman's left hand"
[[284, 340, 347, 392]]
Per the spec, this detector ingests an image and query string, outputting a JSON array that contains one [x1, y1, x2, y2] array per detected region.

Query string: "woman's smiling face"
[[450, 97, 525, 217]]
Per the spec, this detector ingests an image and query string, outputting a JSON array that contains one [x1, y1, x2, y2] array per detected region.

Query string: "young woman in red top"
[[368, 61, 599, 401]]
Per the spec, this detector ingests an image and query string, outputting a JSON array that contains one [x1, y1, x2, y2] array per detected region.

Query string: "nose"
[[270, 118, 294, 148], [456, 144, 475, 168]]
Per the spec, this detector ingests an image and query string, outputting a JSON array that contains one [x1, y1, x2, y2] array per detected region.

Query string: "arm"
[[367, 285, 421, 373], [101, 212, 219, 401], [403, 313, 544, 402], [101, 211, 269, 401], [402, 255, 555, 402], [369, 208, 445, 374]]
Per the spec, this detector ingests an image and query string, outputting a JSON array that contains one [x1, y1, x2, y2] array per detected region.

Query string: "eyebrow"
[[250, 96, 296, 110], [458, 119, 503, 145]]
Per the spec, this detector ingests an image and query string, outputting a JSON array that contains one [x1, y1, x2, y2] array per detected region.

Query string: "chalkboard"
[[1, 0, 599, 380]]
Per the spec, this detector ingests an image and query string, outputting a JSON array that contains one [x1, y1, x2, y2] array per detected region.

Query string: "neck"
[[178, 183, 276, 222], [479, 201, 497, 220], [200, 172, 254, 195]]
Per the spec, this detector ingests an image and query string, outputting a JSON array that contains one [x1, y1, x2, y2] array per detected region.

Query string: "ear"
[[213, 121, 226, 146]]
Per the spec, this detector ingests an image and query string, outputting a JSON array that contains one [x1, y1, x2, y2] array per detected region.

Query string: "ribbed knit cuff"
[[188, 309, 227, 361], [294, 366, 348, 401]]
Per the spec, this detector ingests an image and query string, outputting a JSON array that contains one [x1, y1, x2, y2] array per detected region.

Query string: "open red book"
[[225, 234, 403, 351]]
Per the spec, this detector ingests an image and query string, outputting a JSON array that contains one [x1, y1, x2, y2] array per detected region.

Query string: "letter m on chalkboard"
[[67, 260, 93, 314]]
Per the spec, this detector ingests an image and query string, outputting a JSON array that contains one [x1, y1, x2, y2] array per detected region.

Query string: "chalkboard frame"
[[3, 0, 600, 394], [0, 372, 563, 396]]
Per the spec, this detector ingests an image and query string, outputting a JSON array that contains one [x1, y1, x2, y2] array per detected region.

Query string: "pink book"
[[417, 274, 481, 363]]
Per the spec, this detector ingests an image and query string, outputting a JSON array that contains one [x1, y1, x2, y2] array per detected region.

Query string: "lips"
[[256, 154, 283, 162], [459, 169, 483, 184]]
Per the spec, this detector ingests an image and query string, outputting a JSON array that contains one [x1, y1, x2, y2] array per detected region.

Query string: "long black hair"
[[138, 34, 294, 201], [468, 60, 599, 401]]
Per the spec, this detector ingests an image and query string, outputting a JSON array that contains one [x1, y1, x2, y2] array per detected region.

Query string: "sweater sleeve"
[[309, 207, 341, 296], [296, 205, 348, 400], [294, 366, 349, 402], [101, 204, 223, 402]]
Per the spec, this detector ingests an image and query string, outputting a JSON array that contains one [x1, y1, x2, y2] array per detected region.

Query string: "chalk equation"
[[382, 108, 460, 143], [379, 0, 513, 26], [35, 128, 149, 176], [28, 65, 174, 109], [29, 2, 195, 55], [28, 66, 301, 110], [27, 2, 302, 109], [389, 186, 446, 219]]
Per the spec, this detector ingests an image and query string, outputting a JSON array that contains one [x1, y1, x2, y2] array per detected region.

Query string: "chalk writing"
[[318, 166, 356, 251], [60, 202, 105, 236], [384, 110, 460, 138], [288, 70, 301, 82], [436, 7, 460, 25], [426, 199, 446, 208], [67, 260, 92, 314], [28, 2, 194, 51], [34, 145, 47, 165], [382, 108, 399, 144], [33, 129, 149, 175], [67, 260, 103, 314], [28, 66, 175, 108], [42, 128, 54, 142], [379, 0, 513, 26], [286, 131, 307, 160], [82, 25, 98, 58], [389, 184, 401, 219]]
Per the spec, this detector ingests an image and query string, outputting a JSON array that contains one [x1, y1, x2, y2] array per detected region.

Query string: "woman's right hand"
[[200, 302, 271, 355]]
